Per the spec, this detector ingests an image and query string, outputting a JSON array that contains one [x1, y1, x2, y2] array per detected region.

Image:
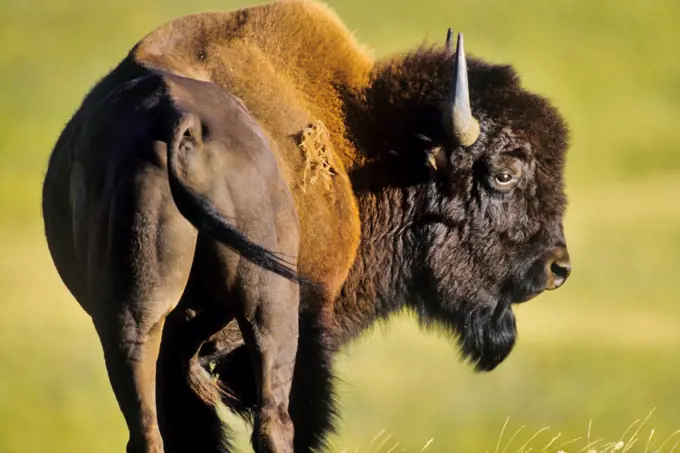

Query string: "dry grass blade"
[[373, 434, 392, 452], [671, 436, 680, 453], [370, 429, 387, 445], [518, 427, 551, 453], [496, 417, 511, 453], [542, 432, 562, 452], [623, 408, 657, 453], [419, 439, 434, 452], [501, 425, 526, 453], [618, 418, 642, 448], [579, 438, 603, 452], [597, 440, 615, 452], [386, 442, 400, 453], [655, 429, 680, 452], [644, 428, 655, 452], [625, 439, 639, 452], [559, 437, 584, 448]]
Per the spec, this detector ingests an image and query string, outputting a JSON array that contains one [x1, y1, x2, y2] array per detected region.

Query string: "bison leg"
[[157, 305, 234, 453], [85, 174, 197, 453], [93, 307, 169, 453], [288, 313, 338, 452], [235, 268, 300, 453], [208, 313, 338, 453]]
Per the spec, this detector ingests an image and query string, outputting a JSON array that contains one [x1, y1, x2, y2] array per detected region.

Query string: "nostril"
[[550, 260, 571, 288], [544, 247, 571, 290]]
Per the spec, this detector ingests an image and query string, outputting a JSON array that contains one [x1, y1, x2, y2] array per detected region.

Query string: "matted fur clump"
[[296, 121, 337, 193]]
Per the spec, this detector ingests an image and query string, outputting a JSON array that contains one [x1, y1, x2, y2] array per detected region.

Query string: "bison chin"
[[456, 302, 517, 372], [416, 298, 518, 372]]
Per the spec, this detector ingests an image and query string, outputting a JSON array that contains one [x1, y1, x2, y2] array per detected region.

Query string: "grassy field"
[[1, 0, 679, 452]]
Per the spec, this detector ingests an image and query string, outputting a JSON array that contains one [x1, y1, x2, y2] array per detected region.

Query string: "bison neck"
[[322, 185, 423, 350], [342, 48, 453, 168], [321, 50, 455, 348]]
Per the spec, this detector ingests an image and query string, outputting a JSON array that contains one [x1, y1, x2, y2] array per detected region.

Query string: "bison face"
[[410, 35, 570, 372]]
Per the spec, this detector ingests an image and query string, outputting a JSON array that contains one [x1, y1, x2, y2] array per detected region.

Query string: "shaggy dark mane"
[[347, 46, 568, 164]]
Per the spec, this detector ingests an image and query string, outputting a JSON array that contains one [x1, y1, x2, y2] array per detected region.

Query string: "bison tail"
[[165, 112, 306, 285]]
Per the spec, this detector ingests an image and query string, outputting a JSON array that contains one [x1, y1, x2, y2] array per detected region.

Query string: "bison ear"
[[415, 134, 452, 176], [172, 113, 204, 152], [425, 146, 451, 175]]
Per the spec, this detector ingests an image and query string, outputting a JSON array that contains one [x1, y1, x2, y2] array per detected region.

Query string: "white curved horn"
[[443, 32, 480, 147]]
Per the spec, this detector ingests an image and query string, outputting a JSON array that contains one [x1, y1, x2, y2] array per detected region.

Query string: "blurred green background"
[[1, 0, 679, 451]]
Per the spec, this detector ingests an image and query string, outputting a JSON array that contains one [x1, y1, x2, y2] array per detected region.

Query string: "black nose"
[[545, 247, 571, 290]]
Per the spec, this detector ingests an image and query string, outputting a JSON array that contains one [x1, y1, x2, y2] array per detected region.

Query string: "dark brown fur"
[[42, 1, 571, 452]]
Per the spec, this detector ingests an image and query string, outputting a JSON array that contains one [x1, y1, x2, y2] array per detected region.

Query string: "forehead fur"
[[468, 57, 569, 171], [367, 47, 569, 165]]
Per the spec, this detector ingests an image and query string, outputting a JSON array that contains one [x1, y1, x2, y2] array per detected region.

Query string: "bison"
[[41, 1, 572, 452]]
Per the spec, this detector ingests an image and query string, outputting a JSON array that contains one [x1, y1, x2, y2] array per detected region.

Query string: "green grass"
[[1, 0, 679, 452]]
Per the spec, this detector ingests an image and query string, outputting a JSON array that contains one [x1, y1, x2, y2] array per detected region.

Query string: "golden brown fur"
[[134, 0, 375, 301]]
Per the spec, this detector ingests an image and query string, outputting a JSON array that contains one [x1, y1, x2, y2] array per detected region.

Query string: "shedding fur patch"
[[297, 120, 337, 193]]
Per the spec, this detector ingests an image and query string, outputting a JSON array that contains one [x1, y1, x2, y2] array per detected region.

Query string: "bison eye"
[[495, 172, 513, 184], [490, 168, 521, 192]]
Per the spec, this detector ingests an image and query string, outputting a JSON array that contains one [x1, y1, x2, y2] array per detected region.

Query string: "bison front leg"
[[207, 314, 339, 453], [236, 268, 300, 453]]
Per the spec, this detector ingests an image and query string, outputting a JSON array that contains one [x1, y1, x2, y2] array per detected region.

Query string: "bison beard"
[[417, 298, 517, 372], [457, 301, 517, 372], [451, 249, 558, 371], [450, 253, 554, 371]]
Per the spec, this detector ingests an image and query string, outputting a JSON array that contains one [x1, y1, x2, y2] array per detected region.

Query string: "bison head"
[[413, 31, 570, 371], [353, 30, 571, 371]]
